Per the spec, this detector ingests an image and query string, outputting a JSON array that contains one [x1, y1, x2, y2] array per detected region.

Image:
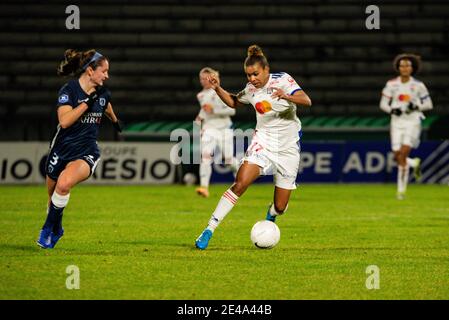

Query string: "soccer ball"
[[250, 220, 280, 249], [183, 173, 197, 186]]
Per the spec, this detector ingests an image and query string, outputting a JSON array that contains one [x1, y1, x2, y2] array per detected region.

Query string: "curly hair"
[[393, 53, 422, 75]]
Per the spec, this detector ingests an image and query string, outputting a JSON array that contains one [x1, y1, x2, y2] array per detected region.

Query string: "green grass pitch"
[[0, 183, 448, 300]]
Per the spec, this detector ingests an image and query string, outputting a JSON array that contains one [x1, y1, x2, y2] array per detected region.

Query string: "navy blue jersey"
[[49, 79, 111, 159]]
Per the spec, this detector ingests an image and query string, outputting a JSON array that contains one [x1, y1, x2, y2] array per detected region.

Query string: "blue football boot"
[[195, 229, 213, 250], [36, 228, 52, 249], [50, 228, 64, 248]]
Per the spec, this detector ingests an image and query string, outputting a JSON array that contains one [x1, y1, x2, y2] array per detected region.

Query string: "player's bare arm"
[[207, 74, 245, 109], [57, 85, 103, 129], [271, 88, 312, 107], [57, 104, 89, 129], [105, 102, 123, 132], [105, 102, 118, 122]]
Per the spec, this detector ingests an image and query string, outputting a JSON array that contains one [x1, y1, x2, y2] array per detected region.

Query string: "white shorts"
[[390, 122, 421, 151], [201, 127, 234, 163], [243, 137, 300, 190]]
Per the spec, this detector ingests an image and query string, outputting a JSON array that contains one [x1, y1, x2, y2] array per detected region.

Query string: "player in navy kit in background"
[[37, 49, 123, 249]]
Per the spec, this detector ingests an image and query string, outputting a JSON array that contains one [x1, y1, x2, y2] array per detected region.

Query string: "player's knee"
[[55, 177, 73, 195], [55, 184, 71, 195], [394, 152, 405, 165]]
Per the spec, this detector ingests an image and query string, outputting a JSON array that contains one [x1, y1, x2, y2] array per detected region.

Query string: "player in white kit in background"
[[195, 45, 312, 250], [195, 67, 239, 198], [380, 53, 433, 200]]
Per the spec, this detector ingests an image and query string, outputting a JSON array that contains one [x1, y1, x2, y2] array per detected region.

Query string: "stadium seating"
[[1, 0, 448, 141]]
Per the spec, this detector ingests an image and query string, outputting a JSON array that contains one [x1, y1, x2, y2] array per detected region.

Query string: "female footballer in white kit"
[[195, 67, 239, 198], [380, 53, 433, 200], [195, 45, 312, 250]]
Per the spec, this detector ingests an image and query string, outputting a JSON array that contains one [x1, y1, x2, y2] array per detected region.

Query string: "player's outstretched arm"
[[105, 103, 123, 132], [207, 74, 245, 109], [271, 88, 312, 107], [105, 102, 117, 122]]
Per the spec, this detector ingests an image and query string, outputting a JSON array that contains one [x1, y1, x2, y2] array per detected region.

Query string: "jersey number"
[[50, 154, 59, 166]]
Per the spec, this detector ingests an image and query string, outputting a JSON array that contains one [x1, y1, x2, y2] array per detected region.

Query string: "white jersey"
[[196, 88, 235, 130], [381, 76, 432, 127], [237, 72, 302, 152]]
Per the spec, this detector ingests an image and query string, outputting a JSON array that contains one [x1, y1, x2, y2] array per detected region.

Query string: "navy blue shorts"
[[45, 148, 101, 181]]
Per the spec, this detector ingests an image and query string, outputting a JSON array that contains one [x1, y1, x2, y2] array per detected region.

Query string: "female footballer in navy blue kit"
[[37, 49, 122, 249]]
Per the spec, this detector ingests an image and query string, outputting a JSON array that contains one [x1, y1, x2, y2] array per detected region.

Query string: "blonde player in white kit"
[[195, 67, 239, 198], [380, 53, 433, 200], [195, 45, 312, 250]]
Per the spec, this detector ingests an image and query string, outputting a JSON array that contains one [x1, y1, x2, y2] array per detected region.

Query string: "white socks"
[[51, 192, 70, 208], [207, 189, 239, 232], [199, 162, 212, 188], [397, 165, 409, 194], [268, 203, 288, 218]]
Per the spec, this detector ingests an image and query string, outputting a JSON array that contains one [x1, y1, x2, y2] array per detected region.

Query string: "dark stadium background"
[[0, 0, 449, 141], [1, 0, 448, 183]]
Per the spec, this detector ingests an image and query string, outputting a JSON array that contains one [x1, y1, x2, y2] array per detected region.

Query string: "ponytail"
[[57, 49, 107, 77]]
